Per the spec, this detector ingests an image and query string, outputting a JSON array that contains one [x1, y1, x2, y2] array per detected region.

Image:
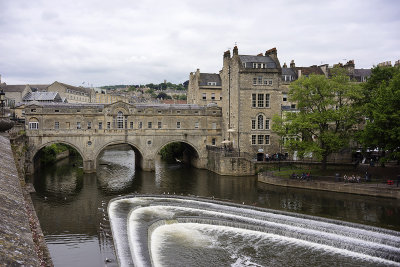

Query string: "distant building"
[[187, 70, 222, 106], [47, 81, 95, 103]]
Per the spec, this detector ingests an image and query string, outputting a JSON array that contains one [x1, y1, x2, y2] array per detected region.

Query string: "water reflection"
[[30, 145, 400, 267]]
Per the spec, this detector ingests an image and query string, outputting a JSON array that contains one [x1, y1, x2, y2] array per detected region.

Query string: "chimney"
[[283, 62, 287, 68], [290, 60, 295, 68], [257, 53, 263, 56], [298, 69, 302, 78], [233, 46, 238, 56], [265, 47, 277, 58], [224, 50, 231, 58]]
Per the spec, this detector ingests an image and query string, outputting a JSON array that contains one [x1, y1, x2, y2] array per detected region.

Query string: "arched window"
[[117, 111, 124, 129], [257, 114, 264, 129], [29, 118, 39, 130]]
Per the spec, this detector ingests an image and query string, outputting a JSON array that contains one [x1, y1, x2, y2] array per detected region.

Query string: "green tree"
[[358, 65, 400, 162], [273, 67, 362, 169]]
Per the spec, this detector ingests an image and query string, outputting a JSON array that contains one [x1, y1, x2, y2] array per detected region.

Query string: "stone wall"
[[258, 172, 400, 199], [207, 150, 255, 176], [0, 135, 41, 265]]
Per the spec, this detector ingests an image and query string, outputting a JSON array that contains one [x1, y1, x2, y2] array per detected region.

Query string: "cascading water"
[[108, 195, 400, 267]]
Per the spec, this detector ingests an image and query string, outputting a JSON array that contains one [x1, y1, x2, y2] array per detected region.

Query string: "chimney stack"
[[283, 62, 287, 68], [265, 47, 277, 58], [290, 60, 295, 68], [233, 46, 238, 56]]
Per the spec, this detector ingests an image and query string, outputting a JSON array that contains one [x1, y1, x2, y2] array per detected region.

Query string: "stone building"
[[47, 81, 95, 103], [187, 70, 222, 106]]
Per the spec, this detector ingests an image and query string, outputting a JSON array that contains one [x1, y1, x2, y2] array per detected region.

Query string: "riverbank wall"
[[0, 135, 53, 266], [207, 150, 254, 176], [258, 172, 400, 199]]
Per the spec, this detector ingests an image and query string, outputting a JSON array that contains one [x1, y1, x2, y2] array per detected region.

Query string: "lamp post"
[[0, 88, 5, 116]]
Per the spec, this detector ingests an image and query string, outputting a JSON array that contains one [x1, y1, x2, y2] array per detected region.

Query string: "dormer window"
[[207, 82, 217, 86]]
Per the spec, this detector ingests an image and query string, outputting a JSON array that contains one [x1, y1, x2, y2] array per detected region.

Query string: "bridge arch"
[[94, 141, 145, 170], [156, 139, 203, 168], [32, 140, 86, 163]]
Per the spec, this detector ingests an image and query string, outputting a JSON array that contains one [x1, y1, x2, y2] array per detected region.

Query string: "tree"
[[156, 92, 172, 99], [358, 65, 400, 162], [272, 67, 362, 169]]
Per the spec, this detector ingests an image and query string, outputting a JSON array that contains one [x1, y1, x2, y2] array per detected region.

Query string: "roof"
[[239, 55, 277, 68], [54, 82, 93, 94], [282, 68, 297, 76], [354, 69, 371, 77], [2, 85, 27, 93], [28, 84, 49, 92], [22, 92, 62, 102], [199, 73, 221, 86], [296, 66, 325, 76]]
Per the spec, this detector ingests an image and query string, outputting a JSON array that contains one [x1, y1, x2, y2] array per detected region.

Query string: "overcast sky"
[[0, 0, 399, 86]]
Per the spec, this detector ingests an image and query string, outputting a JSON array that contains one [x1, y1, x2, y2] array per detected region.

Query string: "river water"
[[30, 145, 400, 266]]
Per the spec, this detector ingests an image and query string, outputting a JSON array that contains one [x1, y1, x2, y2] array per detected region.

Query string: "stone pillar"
[[83, 160, 96, 173], [140, 158, 155, 171]]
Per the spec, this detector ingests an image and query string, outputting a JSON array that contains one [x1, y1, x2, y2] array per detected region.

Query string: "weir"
[[109, 195, 400, 267]]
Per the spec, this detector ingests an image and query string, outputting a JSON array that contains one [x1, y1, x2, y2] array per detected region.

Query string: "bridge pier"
[[83, 160, 96, 173], [140, 158, 155, 172]]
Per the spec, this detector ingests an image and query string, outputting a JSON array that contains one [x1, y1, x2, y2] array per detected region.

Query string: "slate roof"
[[2, 85, 27, 92], [239, 55, 277, 68], [22, 92, 62, 102], [295, 66, 325, 76], [28, 84, 49, 92], [354, 69, 371, 77], [56, 82, 92, 94], [199, 73, 222, 86], [282, 68, 297, 76]]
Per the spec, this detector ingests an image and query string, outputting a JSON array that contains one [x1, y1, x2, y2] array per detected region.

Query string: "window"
[[265, 135, 270, 145], [130, 122, 134, 129], [265, 119, 270, 130], [269, 80, 273, 85], [252, 94, 257, 107], [99, 122, 103, 129], [253, 63, 257, 68], [207, 82, 217, 86], [283, 94, 287, 102], [291, 104, 296, 109], [77, 122, 81, 129], [265, 94, 270, 108], [158, 122, 162, 129], [158, 110, 162, 114], [257, 94, 264, 107], [257, 115, 264, 129], [258, 135, 264, 144], [257, 76, 263, 85], [212, 122, 216, 129], [176, 121, 181, 128], [253, 77, 257, 85], [87, 121, 92, 129], [117, 111, 124, 129], [55, 121, 59, 129], [29, 121, 39, 129], [220, 96, 222, 100], [195, 122, 199, 129], [211, 93, 215, 100], [107, 122, 111, 129], [251, 135, 256, 145], [251, 119, 256, 130], [148, 122, 152, 128], [202, 93, 206, 100], [212, 138, 216, 145], [138, 122, 143, 129], [31, 109, 36, 112], [55, 109, 59, 113]]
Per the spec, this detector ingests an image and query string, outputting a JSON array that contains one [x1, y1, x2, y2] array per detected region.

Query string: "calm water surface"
[[30, 146, 400, 266]]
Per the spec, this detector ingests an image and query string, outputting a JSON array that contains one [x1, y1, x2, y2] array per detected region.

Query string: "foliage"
[[357, 65, 400, 162], [156, 92, 172, 99], [159, 142, 185, 162], [40, 143, 79, 164], [272, 67, 363, 169]]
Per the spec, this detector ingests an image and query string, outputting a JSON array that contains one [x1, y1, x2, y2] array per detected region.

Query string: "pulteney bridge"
[[24, 101, 222, 174]]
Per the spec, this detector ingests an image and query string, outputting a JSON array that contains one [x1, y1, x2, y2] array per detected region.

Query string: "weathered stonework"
[[25, 102, 223, 173], [0, 135, 40, 266]]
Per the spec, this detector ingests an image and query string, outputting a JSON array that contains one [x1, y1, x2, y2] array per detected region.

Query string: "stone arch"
[[94, 140, 145, 170], [31, 140, 86, 163], [156, 139, 204, 168]]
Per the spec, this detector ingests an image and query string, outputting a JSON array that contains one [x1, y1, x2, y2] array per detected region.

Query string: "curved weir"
[[108, 195, 400, 267]]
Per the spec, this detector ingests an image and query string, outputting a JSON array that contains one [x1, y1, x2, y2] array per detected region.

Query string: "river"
[[30, 145, 400, 266]]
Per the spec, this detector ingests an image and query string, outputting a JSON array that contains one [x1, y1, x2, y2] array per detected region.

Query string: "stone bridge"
[[24, 101, 222, 174]]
